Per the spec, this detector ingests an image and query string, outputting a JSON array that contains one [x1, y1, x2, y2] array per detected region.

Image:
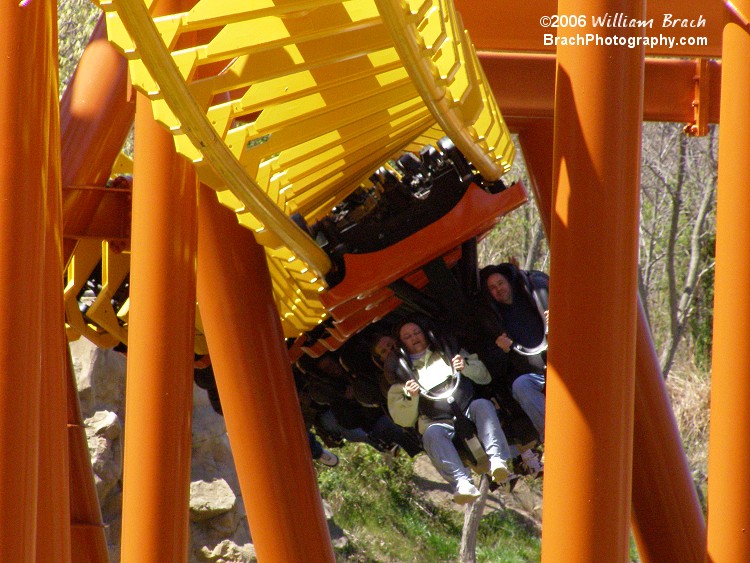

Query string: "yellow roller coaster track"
[[74, 0, 514, 340]]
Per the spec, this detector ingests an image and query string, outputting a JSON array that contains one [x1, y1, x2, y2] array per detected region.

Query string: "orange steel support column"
[[0, 1, 54, 559], [706, 4, 750, 562], [515, 120, 554, 230], [37, 34, 73, 561], [119, 95, 197, 561], [543, 1, 644, 560], [196, 184, 335, 562], [630, 300, 706, 561], [520, 121, 706, 562], [60, 15, 134, 263]]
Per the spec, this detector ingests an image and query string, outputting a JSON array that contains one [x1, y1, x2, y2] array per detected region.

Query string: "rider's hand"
[[495, 333, 513, 353], [404, 379, 420, 397], [451, 355, 465, 372]]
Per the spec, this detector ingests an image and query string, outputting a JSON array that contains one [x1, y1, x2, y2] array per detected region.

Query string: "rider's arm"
[[387, 382, 419, 428], [459, 351, 491, 385]]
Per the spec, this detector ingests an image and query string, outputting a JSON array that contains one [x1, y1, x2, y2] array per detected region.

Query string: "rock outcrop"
[[70, 339, 254, 562]]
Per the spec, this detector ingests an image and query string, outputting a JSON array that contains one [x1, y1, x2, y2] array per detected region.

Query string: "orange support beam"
[[706, 4, 750, 561], [630, 300, 706, 562], [59, 15, 133, 562], [0, 0, 52, 558], [119, 97, 197, 560], [120, 0, 197, 559], [519, 122, 705, 562], [37, 26, 73, 560], [196, 183, 335, 563], [455, 0, 723, 58], [542, 1, 644, 560], [60, 15, 135, 264], [485, 54, 722, 126]]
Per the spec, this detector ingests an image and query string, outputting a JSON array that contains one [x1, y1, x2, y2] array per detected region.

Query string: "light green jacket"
[[387, 348, 489, 434]]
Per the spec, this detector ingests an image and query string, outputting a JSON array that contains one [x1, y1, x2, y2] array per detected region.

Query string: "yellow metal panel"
[[85, 242, 130, 345], [98, 0, 333, 282], [375, 0, 515, 180], [112, 153, 134, 176], [63, 239, 121, 348]]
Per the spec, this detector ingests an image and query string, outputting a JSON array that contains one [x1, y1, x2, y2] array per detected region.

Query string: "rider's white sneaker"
[[489, 457, 510, 484], [318, 449, 339, 467], [454, 479, 481, 504]]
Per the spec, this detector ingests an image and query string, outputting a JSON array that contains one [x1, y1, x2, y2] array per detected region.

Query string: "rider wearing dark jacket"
[[478, 263, 548, 442]]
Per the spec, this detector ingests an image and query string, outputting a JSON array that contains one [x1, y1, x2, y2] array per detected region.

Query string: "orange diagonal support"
[[61, 15, 135, 265], [542, 0, 644, 560], [630, 299, 706, 562], [707, 3, 750, 561], [59, 14, 134, 562], [0, 0, 52, 558], [67, 344, 110, 563], [196, 183, 335, 563], [37, 41, 73, 562]]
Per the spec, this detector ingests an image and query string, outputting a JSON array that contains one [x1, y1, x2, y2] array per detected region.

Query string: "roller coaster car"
[[310, 138, 507, 259]]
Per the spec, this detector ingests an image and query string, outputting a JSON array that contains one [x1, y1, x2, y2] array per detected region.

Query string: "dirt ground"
[[410, 454, 543, 527]]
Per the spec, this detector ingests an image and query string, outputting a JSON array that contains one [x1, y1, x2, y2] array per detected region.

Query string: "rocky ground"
[[71, 339, 255, 562], [410, 455, 543, 530]]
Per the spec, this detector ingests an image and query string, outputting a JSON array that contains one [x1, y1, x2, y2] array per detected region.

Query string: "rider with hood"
[[478, 262, 548, 445], [387, 318, 514, 504]]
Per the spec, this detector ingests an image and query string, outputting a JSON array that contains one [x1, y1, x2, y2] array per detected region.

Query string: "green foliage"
[[317, 443, 540, 562], [475, 510, 541, 562]]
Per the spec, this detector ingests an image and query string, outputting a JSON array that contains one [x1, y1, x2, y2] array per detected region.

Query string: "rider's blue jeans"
[[421, 398, 512, 491], [512, 372, 546, 442]]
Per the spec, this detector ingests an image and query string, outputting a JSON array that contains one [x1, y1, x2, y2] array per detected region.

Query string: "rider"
[[308, 353, 422, 457], [387, 318, 514, 504], [478, 263, 547, 475]]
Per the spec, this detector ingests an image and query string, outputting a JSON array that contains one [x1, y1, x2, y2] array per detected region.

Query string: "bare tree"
[[639, 123, 717, 377], [659, 127, 718, 375], [459, 475, 491, 563], [523, 220, 547, 271], [478, 139, 548, 271]]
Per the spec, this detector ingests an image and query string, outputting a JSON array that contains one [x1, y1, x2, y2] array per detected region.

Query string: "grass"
[[316, 443, 541, 562]]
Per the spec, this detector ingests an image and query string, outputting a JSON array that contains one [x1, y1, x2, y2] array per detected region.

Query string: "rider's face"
[[374, 335, 396, 360], [487, 273, 513, 304], [399, 323, 428, 355]]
